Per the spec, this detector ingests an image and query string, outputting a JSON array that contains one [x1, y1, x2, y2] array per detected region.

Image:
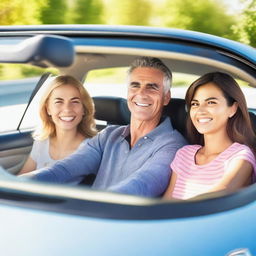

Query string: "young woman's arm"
[[18, 157, 37, 175], [207, 159, 253, 194], [163, 172, 177, 199]]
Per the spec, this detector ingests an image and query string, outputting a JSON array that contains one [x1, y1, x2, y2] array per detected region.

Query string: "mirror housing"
[[0, 35, 75, 67]]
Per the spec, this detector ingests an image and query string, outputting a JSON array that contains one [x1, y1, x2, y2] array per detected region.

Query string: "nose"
[[137, 86, 147, 96], [62, 102, 72, 112], [196, 104, 207, 114]]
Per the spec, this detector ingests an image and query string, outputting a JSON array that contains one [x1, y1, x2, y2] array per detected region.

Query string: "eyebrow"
[[129, 81, 140, 86], [129, 81, 159, 87], [53, 97, 81, 100], [191, 97, 219, 102]]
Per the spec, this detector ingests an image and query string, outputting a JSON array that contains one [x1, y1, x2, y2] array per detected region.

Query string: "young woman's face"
[[189, 82, 237, 136], [47, 84, 84, 132]]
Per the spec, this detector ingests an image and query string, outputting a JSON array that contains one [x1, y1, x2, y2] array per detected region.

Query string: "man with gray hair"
[[22, 56, 187, 197]]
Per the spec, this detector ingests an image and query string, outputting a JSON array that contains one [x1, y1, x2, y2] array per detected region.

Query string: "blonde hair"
[[34, 75, 97, 140]]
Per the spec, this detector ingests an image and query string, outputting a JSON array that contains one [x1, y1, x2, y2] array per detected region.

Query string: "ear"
[[229, 102, 238, 118], [164, 90, 171, 106]]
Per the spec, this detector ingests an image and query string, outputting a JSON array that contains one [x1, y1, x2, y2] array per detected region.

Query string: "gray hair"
[[127, 56, 172, 93]]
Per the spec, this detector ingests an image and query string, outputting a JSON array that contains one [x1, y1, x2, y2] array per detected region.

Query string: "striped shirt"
[[171, 143, 256, 200]]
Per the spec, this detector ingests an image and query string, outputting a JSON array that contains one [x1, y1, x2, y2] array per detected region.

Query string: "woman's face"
[[46, 84, 84, 132], [189, 82, 237, 136]]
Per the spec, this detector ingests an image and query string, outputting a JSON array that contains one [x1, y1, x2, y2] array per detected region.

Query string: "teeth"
[[135, 102, 150, 107], [198, 118, 212, 123], [60, 117, 75, 121]]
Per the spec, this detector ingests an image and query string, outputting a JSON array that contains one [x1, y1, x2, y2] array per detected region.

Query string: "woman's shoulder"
[[229, 142, 254, 155], [33, 138, 49, 149], [174, 144, 201, 158], [178, 144, 201, 152]]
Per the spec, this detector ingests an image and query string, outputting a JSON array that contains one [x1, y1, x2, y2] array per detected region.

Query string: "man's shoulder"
[[155, 117, 187, 144], [91, 125, 128, 142], [100, 124, 127, 135]]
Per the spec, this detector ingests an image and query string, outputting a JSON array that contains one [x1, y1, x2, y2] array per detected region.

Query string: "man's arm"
[[21, 136, 103, 184]]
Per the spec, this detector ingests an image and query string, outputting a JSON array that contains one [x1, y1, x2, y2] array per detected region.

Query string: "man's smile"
[[135, 102, 151, 107]]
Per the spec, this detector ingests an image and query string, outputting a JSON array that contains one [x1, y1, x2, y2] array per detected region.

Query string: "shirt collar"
[[121, 117, 173, 141]]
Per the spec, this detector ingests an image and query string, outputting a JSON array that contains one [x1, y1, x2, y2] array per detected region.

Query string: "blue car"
[[0, 25, 255, 256]]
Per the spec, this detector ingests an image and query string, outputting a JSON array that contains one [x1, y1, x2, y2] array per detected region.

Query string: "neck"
[[203, 131, 233, 155], [129, 117, 160, 147]]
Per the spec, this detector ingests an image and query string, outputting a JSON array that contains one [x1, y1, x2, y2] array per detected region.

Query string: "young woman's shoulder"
[[229, 142, 254, 155], [178, 144, 201, 153], [227, 142, 256, 169]]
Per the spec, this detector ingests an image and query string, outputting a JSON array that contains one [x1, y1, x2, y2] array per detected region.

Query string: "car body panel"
[[0, 195, 255, 256]]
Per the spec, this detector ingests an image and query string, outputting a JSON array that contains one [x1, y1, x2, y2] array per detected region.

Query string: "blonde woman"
[[19, 75, 97, 174]]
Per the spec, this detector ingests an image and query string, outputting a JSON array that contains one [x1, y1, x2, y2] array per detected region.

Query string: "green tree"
[[232, 0, 256, 47], [70, 0, 103, 24], [103, 0, 152, 25], [160, 0, 237, 39], [41, 0, 68, 24], [0, 0, 45, 25]]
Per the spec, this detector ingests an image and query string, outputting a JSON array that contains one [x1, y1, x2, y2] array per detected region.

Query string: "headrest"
[[163, 98, 187, 137], [249, 112, 256, 134], [93, 96, 188, 136], [93, 96, 130, 125]]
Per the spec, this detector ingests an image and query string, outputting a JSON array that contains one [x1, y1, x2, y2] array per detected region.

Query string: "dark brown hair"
[[185, 72, 256, 153]]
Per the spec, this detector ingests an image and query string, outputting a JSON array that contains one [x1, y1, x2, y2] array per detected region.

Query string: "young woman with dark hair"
[[164, 72, 256, 200]]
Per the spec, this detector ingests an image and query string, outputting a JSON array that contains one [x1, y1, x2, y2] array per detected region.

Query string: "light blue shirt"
[[27, 117, 187, 197]]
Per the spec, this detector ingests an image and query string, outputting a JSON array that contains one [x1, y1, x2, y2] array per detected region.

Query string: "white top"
[[30, 138, 57, 169]]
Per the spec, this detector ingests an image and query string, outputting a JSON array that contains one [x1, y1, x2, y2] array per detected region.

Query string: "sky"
[[221, 0, 246, 14]]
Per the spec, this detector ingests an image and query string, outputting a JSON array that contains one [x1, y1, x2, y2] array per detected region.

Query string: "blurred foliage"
[[158, 0, 237, 39], [0, 0, 254, 46], [0, 0, 45, 24], [0, 64, 58, 80], [69, 0, 103, 24], [41, 0, 68, 24], [232, 0, 256, 47], [86, 67, 128, 84], [103, 0, 152, 25]]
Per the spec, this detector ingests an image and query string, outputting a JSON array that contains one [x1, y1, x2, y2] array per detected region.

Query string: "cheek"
[[189, 109, 195, 119]]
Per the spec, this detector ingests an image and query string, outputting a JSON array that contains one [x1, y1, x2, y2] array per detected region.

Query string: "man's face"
[[127, 67, 170, 123]]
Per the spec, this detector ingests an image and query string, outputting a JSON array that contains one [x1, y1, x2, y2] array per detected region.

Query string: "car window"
[[85, 67, 198, 98], [0, 64, 58, 133], [85, 67, 128, 98], [85, 67, 256, 112]]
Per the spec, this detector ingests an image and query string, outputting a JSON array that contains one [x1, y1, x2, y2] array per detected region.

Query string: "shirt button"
[[144, 136, 147, 140]]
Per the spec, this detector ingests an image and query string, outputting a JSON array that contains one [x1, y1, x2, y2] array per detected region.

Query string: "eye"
[[190, 101, 199, 107], [54, 100, 62, 104], [129, 83, 140, 88], [208, 101, 217, 105], [146, 83, 159, 91], [71, 100, 81, 104]]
